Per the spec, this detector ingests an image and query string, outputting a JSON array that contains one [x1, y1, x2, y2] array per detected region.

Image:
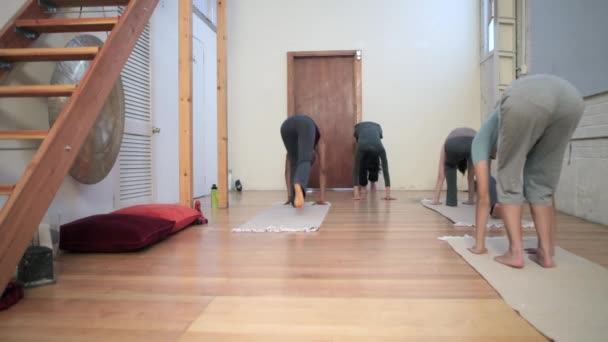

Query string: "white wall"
[[525, 0, 608, 225], [227, 0, 481, 190], [555, 93, 608, 225], [193, 14, 218, 197], [150, 0, 180, 204]]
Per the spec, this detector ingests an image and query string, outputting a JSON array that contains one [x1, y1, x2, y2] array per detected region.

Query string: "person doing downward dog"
[[352, 121, 395, 200], [431, 128, 476, 207], [470, 75, 584, 268], [281, 114, 328, 208]]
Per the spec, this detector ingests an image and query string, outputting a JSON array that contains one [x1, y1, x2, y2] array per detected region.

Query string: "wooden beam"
[[0, 0, 51, 82], [0, 85, 76, 97], [0, 47, 99, 62], [45, 0, 130, 7], [178, 0, 193, 208], [287, 53, 295, 115], [217, 0, 228, 208], [0, 185, 15, 196], [354, 54, 362, 122], [0, 0, 159, 297], [0, 131, 47, 140], [15, 18, 118, 33]]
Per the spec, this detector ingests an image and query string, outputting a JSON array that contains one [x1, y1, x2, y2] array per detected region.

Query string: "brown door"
[[287, 51, 362, 188]]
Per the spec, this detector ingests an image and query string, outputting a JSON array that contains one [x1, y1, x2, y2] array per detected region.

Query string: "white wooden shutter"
[[114, 17, 154, 208]]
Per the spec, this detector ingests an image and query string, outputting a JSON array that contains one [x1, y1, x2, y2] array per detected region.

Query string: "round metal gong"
[[48, 35, 125, 184]]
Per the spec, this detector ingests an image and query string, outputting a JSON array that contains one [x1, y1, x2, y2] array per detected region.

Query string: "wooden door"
[[287, 51, 362, 188]]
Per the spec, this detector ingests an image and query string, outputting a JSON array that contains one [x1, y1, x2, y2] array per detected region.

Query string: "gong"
[[48, 35, 125, 184]]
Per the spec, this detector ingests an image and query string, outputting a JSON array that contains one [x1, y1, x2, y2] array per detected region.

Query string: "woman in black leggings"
[[281, 114, 327, 208], [430, 128, 476, 206]]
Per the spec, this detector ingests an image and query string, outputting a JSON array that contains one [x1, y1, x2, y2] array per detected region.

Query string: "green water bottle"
[[211, 184, 218, 208]]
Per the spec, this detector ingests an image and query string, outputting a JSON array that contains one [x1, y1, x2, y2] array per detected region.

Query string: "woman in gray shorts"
[[431, 128, 476, 207], [470, 75, 584, 268]]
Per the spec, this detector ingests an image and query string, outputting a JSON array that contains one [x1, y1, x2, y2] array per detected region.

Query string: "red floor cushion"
[[0, 282, 23, 311], [59, 214, 174, 252], [113, 204, 204, 233]]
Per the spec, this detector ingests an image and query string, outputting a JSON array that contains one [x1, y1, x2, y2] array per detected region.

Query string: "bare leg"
[[494, 204, 525, 268], [528, 204, 556, 268], [370, 182, 377, 192], [293, 183, 305, 209], [490, 203, 503, 219], [525, 198, 556, 257]]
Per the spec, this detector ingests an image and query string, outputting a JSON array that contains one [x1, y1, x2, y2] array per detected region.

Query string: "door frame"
[[287, 50, 362, 122]]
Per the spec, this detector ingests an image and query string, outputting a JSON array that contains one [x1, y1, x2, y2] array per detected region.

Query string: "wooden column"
[[217, 0, 228, 208], [179, 0, 193, 207]]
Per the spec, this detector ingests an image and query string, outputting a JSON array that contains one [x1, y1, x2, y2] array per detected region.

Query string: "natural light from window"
[[488, 18, 495, 52]]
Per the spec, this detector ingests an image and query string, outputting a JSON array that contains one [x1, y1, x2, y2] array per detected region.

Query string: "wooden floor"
[[1, 191, 607, 341]]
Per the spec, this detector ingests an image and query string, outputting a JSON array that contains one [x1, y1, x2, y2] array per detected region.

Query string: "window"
[[487, 0, 496, 52]]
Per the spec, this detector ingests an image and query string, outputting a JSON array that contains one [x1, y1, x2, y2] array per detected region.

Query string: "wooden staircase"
[[0, 0, 159, 291]]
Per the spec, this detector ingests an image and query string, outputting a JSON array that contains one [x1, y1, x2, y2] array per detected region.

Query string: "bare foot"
[[293, 183, 305, 209], [468, 246, 488, 254], [529, 248, 555, 268], [494, 251, 524, 268], [353, 196, 362, 201], [429, 200, 442, 205]]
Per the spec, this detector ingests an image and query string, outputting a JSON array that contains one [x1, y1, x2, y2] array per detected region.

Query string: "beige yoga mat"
[[421, 199, 534, 229], [440, 235, 608, 342], [232, 202, 331, 232]]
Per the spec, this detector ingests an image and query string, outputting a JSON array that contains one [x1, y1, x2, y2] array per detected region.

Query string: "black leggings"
[[444, 136, 473, 206], [358, 153, 379, 186], [281, 115, 317, 196]]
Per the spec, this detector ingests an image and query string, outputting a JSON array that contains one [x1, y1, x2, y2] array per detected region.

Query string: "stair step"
[[0, 184, 15, 195], [0, 47, 98, 62], [44, 0, 130, 7], [0, 131, 47, 140], [0, 85, 76, 97], [15, 18, 118, 34]]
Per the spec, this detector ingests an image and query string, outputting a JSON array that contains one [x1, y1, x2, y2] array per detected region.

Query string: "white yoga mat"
[[232, 202, 331, 233], [440, 235, 608, 342], [421, 199, 534, 229]]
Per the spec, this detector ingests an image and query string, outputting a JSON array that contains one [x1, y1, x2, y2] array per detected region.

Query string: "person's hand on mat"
[[468, 245, 488, 255]]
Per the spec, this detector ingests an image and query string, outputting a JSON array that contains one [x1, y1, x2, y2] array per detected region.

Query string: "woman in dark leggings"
[[281, 114, 327, 208], [352, 121, 394, 200], [431, 128, 476, 206]]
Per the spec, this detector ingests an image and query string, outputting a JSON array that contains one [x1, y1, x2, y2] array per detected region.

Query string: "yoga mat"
[[421, 199, 534, 229], [232, 202, 331, 233], [440, 235, 608, 342]]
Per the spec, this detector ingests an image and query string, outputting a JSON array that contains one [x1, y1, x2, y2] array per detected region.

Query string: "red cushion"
[[59, 214, 174, 252], [113, 204, 203, 233], [0, 282, 23, 311]]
